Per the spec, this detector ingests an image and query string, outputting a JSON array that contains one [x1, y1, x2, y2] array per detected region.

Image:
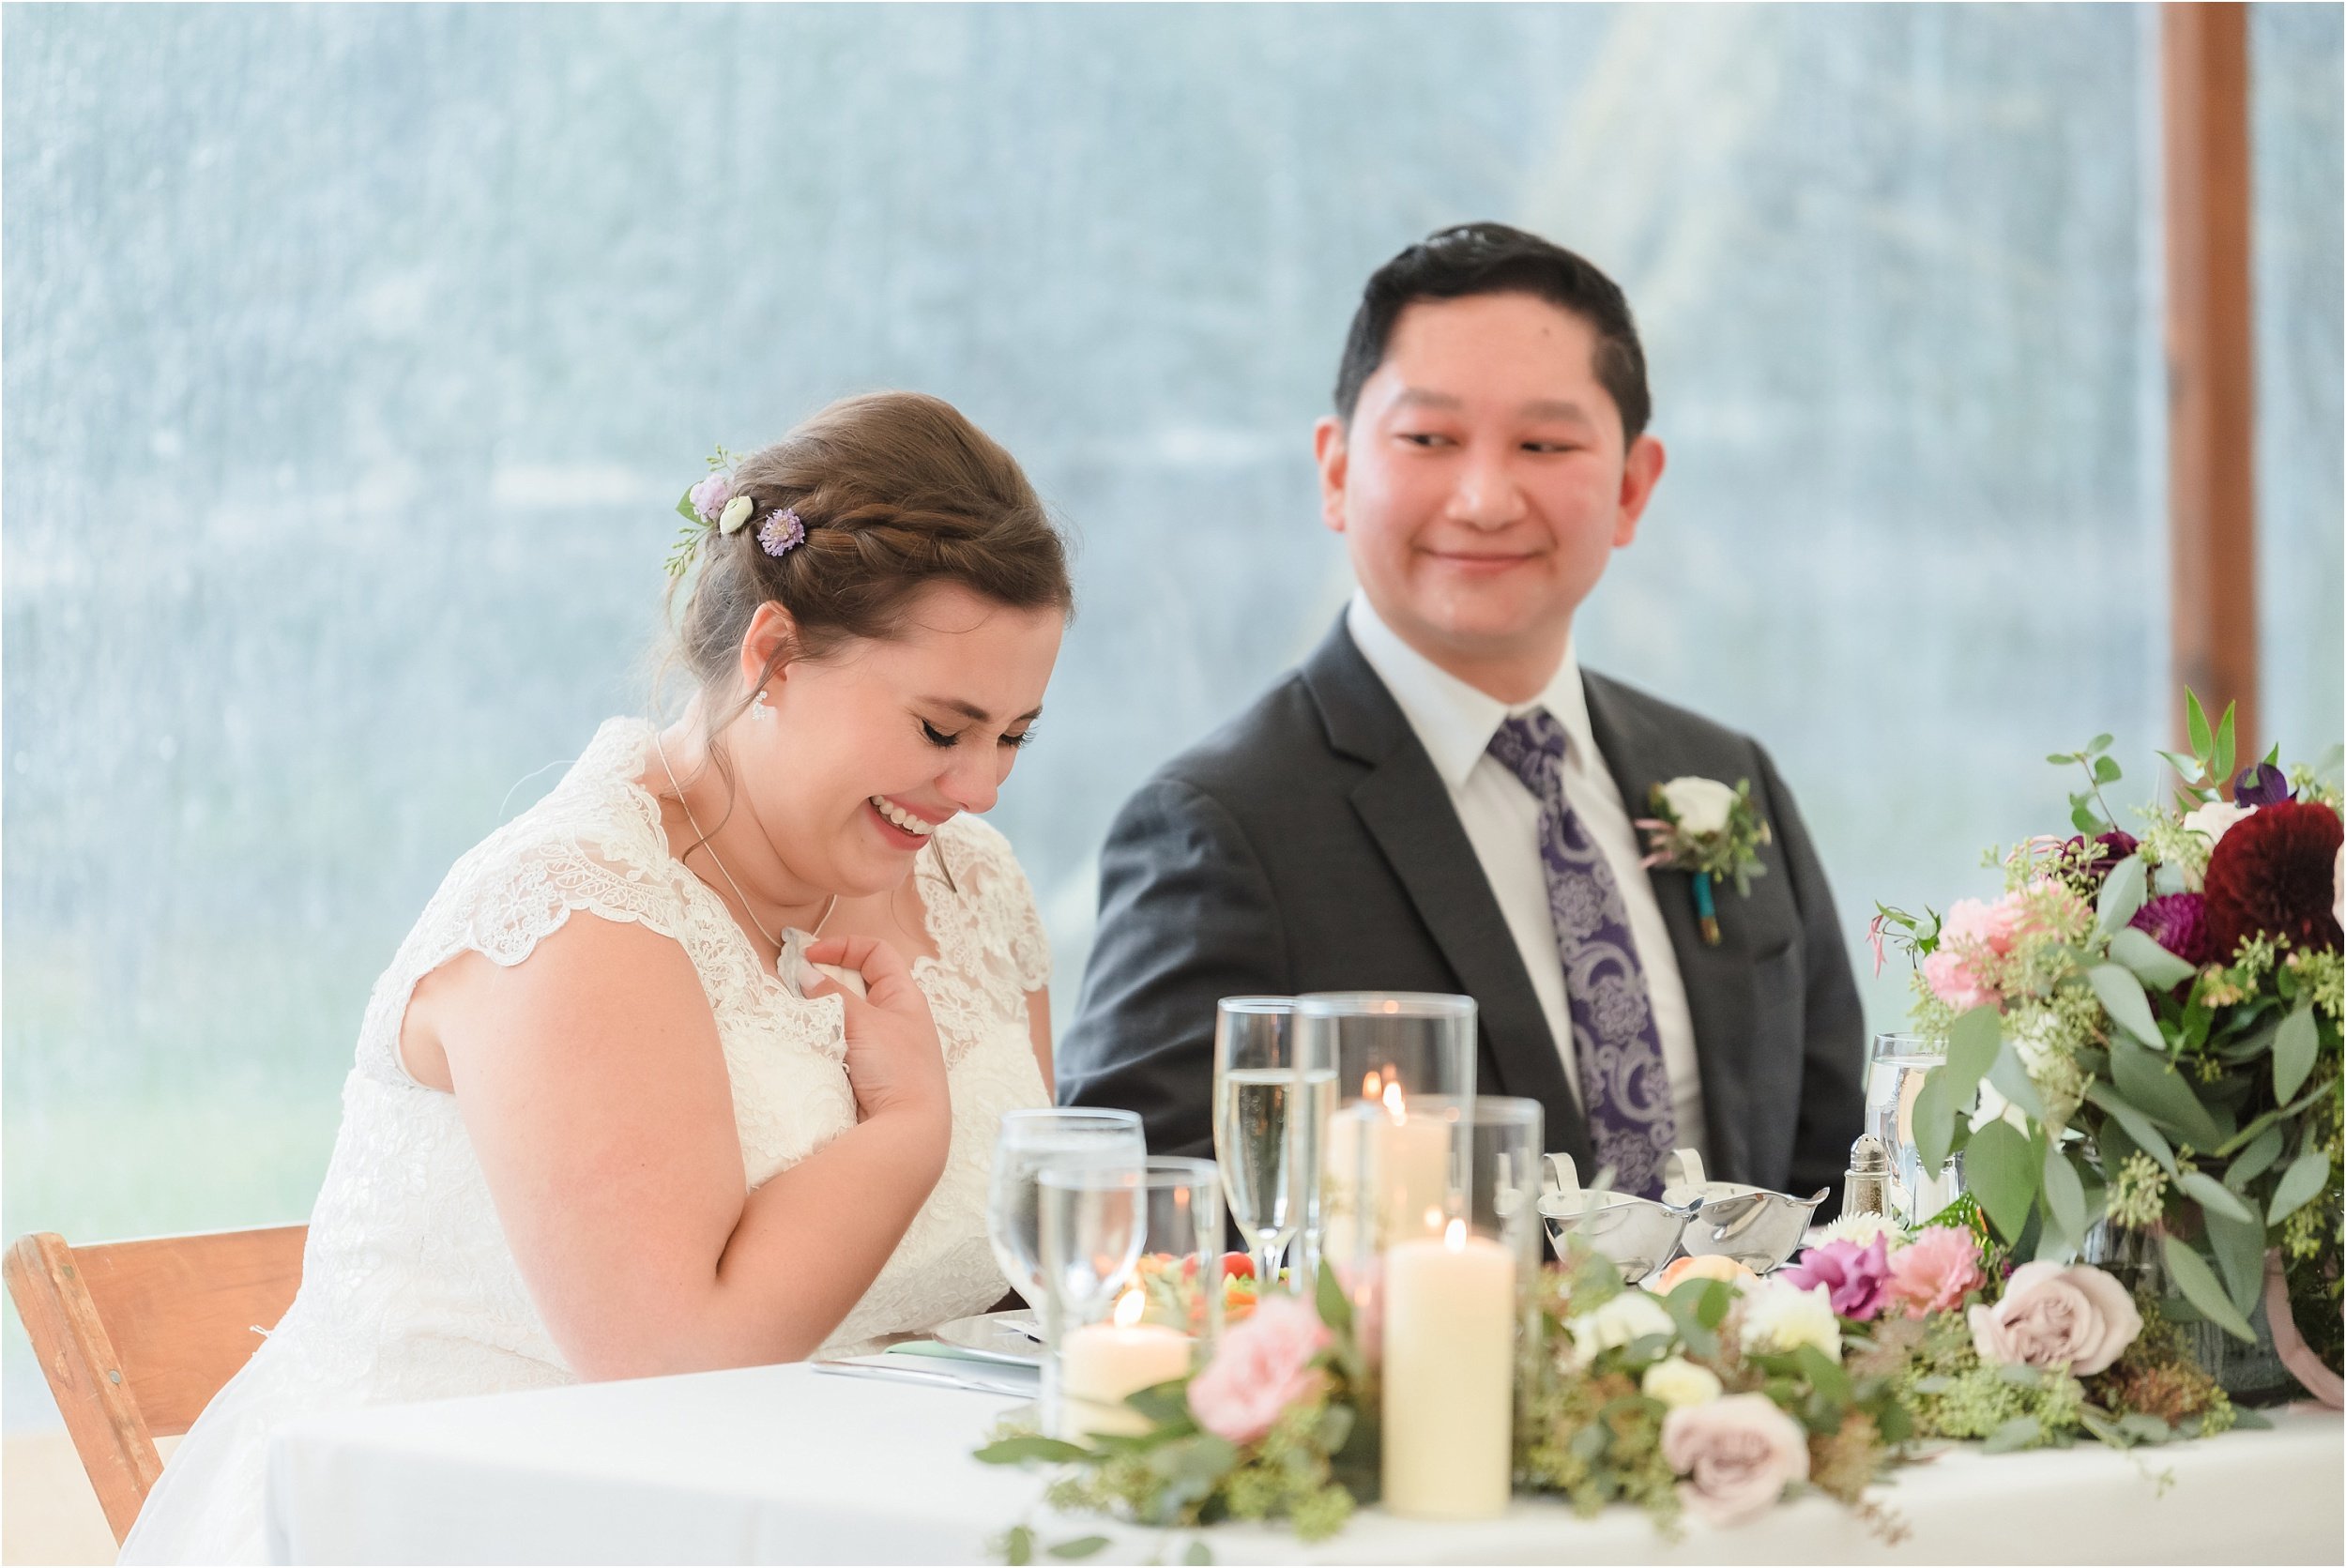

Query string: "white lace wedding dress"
[[119, 718, 1052, 1563]]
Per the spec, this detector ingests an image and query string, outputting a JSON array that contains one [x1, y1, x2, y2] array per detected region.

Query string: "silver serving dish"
[[1662, 1151, 1828, 1272], [1537, 1187, 1690, 1284]]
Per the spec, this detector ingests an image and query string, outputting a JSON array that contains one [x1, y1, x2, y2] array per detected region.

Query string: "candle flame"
[[1424, 1206, 1444, 1235], [1361, 1070, 1382, 1100], [1444, 1218, 1467, 1250], [1114, 1286, 1146, 1329], [1381, 1080, 1406, 1118]]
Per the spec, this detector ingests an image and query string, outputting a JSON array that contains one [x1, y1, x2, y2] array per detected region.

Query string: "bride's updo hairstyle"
[[667, 391, 1073, 738]]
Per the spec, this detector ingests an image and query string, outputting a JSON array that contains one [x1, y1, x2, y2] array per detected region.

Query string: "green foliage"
[[1639, 779, 1773, 895]]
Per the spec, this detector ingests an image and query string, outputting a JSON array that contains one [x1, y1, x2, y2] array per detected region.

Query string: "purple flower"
[[2065, 830, 2140, 887], [757, 507, 806, 557], [1776, 1233, 1890, 1321], [2129, 891, 2212, 967], [688, 472, 733, 524], [2232, 762, 2294, 808]]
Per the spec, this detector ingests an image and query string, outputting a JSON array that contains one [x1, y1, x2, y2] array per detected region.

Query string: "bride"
[[121, 392, 1073, 1562]]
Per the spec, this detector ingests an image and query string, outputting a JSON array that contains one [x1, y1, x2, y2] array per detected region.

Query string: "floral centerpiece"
[[1872, 694, 2342, 1401], [976, 1221, 2252, 1561]]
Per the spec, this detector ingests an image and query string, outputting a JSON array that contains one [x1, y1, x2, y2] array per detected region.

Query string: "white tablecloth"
[[266, 1361, 2343, 1566]]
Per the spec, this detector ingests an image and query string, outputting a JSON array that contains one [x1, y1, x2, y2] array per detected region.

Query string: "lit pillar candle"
[[1058, 1287, 1190, 1439], [1381, 1219, 1517, 1519], [1324, 1083, 1455, 1257]]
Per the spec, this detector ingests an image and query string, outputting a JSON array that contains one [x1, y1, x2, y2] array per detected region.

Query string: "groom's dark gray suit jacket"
[[1059, 617, 1867, 1209]]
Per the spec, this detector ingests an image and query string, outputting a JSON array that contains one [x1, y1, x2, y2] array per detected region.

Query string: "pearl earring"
[[753, 690, 774, 719]]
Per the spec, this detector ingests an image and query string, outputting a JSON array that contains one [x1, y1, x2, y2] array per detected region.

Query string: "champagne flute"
[[988, 1108, 1145, 1312], [1212, 998, 1332, 1293]]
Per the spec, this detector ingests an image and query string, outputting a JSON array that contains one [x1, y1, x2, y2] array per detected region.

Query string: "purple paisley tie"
[[1488, 709, 1678, 1199]]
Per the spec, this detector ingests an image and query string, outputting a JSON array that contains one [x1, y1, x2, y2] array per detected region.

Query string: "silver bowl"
[[1538, 1189, 1692, 1284], [1671, 1184, 1829, 1272]]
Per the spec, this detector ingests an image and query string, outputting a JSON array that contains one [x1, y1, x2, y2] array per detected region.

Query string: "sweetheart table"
[[263, 1359, 2342, 1565]]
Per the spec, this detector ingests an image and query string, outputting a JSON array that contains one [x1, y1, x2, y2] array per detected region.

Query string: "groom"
[[1059, 223, 1866, 1208]]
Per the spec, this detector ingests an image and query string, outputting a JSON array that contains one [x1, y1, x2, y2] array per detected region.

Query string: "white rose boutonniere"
[[1637, 775, 1771, 945]]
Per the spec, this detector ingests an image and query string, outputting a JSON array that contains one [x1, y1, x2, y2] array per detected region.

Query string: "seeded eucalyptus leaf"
[[2268, 1148, 2335, 1227], [1046, 1538, 1111, 1560], [2274, 1004, 2320, 1104], [1988, 1043, 2049, 1124], [2086, 1084, 2177, 1174], [1944, 1006, 2001, 1086], [2094, 754, 2123, 784], [2117, 1413, 2173, 1444], [2089, 964, 2165, 1048], [2201, 1207, 2267, 1315], [1965, 1119, 2037, 1242], [2095, 858, 2149, 940], [1913, 1065, 1960, 1172], [1315, 1259, 1352, 1339], [2042, 1144, 2089, 1241], [976, 1436, 1091, 1466], [2089, 734, 2114, 756], [1006, 1526, 1034, 1565], [2161, 1237, 2257, 1343], [1984, 1415, 2043, 1454], [2175, 1170, 2256, 1225], [2107, 926, 2197, 990], [2108, 1033, 2224, 1148], [2224, 1124, 2287, 1190]]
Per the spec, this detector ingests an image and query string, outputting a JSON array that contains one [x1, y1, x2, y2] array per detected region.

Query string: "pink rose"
[[1660, 1393, 1811, 1526], [1967, 1260, 2142, 1376], [1884, 1225, 1986, 1318], [1922, 894, 2025, 1009], [688, 472, 733, 523], [1186, 1294, 1330, 1445], [1777, 1234, 1890, 1321]]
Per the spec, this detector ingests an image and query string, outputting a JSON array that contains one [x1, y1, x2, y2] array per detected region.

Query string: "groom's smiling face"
[[1315, 291, 1666, 698]]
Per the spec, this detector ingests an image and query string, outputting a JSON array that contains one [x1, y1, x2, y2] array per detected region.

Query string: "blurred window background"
[[5, 3, 2339, 1431]]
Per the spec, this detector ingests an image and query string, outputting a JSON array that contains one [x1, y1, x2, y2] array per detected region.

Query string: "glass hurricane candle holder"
[[1301, 993, 1476, 1269], [1038, 1158, 1225, 1442]]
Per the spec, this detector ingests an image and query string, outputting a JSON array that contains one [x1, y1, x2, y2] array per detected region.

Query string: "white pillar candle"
[[1381, 1220, 1517, 1519], [1324, 1087, 1455, 1257], [1058, 1290, 1190, 1440]]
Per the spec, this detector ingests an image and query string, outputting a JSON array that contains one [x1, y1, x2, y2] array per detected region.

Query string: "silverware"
[[810, 1359, 1035, 1398]]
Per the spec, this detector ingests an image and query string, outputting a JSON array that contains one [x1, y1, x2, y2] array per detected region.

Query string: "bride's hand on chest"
[[800, 935, 950, 1133]]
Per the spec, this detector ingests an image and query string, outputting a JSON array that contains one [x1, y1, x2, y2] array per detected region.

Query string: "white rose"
[[1641, 1356, 1724, 1410], [2181, 799, 2254, 849], [1658, 776, 1740, 837], [2333, 843, 2343, 931], [1738, 1278, 1843, 1362], [1969, 1079, 2030, 1134], [1566, 1289, 1677, 1364]]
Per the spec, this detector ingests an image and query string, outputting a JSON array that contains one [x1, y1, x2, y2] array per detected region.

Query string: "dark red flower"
[[2202, 801, 2343, 959], [2130, 892, 2213, 966]]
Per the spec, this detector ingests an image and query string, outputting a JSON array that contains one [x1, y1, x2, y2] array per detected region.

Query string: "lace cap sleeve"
[[931, 814, 1051, 994]]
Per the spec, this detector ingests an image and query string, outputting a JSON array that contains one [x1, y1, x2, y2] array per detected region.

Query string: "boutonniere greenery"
[[1638, 777, 1771, 945]]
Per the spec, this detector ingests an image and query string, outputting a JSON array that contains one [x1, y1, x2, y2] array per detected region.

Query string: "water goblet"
[[987, 1107, 1144, 1313]]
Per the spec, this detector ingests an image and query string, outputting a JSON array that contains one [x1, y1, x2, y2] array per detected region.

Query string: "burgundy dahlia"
[[2130, 892, 2213, 967], [2202, 800, 2344, 959]]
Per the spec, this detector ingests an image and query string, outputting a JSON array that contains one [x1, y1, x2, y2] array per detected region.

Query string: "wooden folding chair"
[[5, 1225, 307, 1545]]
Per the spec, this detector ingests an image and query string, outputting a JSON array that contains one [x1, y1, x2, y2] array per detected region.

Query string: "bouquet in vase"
[[1873, 693, 2342, 1403]]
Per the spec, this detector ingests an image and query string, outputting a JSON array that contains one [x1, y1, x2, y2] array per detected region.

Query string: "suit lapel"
[[1580, 671, 1760, 1183], [1302, 623, 1591, 1165]]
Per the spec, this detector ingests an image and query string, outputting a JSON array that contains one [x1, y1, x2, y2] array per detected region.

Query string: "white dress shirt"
[[1346, 593, 1708, 1158]]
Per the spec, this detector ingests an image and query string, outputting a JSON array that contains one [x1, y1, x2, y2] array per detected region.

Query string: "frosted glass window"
[[5, 4, 2338, 1426]]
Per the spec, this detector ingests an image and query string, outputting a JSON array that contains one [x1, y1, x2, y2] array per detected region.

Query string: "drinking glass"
[[1037, 1157, 1224, 1441], [1866, 1032, 1944, 1225], [1212, 997, 1333, 1294], [988, 1108, 1145, 1312]]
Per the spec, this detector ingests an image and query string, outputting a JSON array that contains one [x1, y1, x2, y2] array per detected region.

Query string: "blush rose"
[[1967, 1260, 2142, 1376], [1186, 1294, 1330, 1445], [1660, 1393, 1811, 1526]]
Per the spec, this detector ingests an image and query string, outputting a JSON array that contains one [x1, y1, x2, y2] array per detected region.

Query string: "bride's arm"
[[419, 914, 951, 1380], [1028, 988, 1052, 1094]]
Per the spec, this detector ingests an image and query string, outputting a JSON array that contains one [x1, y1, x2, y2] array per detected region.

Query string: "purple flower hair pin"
[[758, 507, 806, 557]]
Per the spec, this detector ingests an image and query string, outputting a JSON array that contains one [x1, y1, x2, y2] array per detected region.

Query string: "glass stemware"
[[1212, 997, 1333, 1294], [987, 1107, 1145, 1313]]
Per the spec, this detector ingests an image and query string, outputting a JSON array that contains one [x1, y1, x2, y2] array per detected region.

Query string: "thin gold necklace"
[[653, 732, 837, 955]]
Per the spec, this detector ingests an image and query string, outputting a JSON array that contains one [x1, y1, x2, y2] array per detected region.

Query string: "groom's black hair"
[[1333, 222, 1652, 442]]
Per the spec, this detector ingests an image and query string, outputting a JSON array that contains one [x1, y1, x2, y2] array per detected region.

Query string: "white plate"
[[929, 1309, 1043, 1366]]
